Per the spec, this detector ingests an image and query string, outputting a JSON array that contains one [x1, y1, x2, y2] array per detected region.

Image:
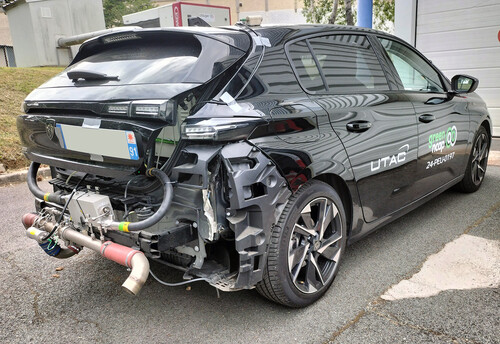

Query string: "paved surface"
[[0, 168, 499, 344], [491, 138, 500, 151]]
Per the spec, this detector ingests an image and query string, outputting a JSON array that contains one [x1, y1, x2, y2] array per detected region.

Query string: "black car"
[[18, 25, 492, 307]]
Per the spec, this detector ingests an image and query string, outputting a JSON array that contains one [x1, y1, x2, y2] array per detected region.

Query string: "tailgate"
[[17, 114, 165, 178]]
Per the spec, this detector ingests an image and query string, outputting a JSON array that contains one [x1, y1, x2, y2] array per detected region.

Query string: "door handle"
[[346, 121, 371, 133], [419, 114, 436, 123]]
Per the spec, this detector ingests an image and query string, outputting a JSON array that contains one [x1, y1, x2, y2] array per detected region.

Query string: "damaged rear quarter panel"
[[221, 142, 291, 288]]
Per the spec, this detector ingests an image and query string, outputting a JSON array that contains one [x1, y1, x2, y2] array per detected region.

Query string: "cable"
[[122, 175, 146, 220], [43, 173, 89, 240], [149, 269, 210, 287]]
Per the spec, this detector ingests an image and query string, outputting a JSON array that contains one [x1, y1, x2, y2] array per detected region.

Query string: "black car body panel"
[[17, 24, 492, 305]]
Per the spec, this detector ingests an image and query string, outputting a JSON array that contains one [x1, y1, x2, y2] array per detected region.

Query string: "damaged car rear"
[[19, 26, 294, 301], [18, 25, 491, 308]]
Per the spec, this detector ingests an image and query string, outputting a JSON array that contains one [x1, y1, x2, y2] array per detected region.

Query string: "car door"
[[376, 37, 469, 198], [287, 33, 419, 223]]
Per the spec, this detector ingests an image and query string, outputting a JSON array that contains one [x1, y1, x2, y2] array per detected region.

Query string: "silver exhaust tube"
[[23, 214, 150, 295]]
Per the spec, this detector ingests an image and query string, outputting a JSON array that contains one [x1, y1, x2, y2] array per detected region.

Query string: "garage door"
[[415, 0, 500, 136]]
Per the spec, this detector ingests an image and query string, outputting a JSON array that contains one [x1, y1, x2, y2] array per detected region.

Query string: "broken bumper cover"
[[221, 142, 291, 288], [34, 141, 291, 291]]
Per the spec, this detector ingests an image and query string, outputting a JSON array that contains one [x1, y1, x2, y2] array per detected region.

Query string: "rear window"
[[43, 32, 247, 88]]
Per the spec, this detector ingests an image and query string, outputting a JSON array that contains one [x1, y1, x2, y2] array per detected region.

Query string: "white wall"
[[5, 0, 105, 67], [6, 4, 37, 67], [394, 0, 416, 45], [416, 0, 500, 136], [240, 9, 307, 25], [395, 0, 500, 136]]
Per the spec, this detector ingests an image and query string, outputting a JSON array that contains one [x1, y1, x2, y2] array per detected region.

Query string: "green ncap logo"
[[429, 126, 457, 153], [446, 126, 457, 148]]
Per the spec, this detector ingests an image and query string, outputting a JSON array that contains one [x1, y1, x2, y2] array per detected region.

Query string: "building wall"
[[0, 14, 13, 46], [5, 0, 105, 67], [396, 0, 500, 136], [7, 3, 37, 67]]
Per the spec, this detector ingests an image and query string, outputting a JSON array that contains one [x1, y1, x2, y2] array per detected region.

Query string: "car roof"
[[80, 24, 403, 54], [250, 24, 401, 46]]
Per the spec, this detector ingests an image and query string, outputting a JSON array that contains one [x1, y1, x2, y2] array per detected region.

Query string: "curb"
[[0, 167, 51, 187]]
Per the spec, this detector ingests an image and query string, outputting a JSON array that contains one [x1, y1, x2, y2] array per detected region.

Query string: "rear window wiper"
[[67, 70, 119, 82]]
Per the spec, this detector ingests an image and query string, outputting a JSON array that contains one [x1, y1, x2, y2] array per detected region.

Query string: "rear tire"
[[456, 126, 489, 193], [256, 180, 347, 308]]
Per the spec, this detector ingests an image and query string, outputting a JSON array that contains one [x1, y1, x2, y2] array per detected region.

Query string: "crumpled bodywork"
[[221, 142, 291, 288]]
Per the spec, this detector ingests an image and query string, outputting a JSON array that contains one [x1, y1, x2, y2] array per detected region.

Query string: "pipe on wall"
[[357, 0, 373, 28]]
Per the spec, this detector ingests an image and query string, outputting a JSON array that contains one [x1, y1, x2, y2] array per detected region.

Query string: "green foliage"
[[302, 0, 395, 32], [103, 0, 156, 28], [303, 0, 355, 25], [0, 67, 64, 170], [373, 0, 395, 32]]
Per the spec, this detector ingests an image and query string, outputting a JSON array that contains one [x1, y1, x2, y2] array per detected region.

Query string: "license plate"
[[55, 124, 139, 160]]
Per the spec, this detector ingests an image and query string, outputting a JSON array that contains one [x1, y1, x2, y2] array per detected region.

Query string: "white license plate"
[[55, 124, 139, 160]]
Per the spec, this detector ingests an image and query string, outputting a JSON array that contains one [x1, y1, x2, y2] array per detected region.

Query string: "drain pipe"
[[23, 214, 150, 295]]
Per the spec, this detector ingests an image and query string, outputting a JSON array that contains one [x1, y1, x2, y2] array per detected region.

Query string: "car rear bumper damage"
[[23, 141, 291, 294]]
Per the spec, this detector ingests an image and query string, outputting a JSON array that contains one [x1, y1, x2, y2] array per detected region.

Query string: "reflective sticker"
[[82, 118, 101, 128], [253, 36, 271, 47], [220, 92, 242, 113], [44, 193, 50, 202]]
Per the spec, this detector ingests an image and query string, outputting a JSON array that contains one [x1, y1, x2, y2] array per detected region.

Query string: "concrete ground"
[[0, 165, 498, 343], [491, 137, 500, 151]]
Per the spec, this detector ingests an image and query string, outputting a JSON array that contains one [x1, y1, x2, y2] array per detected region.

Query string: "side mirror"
[[451, 74, 478, 93]]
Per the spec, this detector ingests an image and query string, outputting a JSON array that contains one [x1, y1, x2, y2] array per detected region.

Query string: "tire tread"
[[256, 180, 338, 307]]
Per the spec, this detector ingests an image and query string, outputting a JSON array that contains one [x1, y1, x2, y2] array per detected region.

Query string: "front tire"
[[457, 126, 490, 193], [256, 180, 347, 307]]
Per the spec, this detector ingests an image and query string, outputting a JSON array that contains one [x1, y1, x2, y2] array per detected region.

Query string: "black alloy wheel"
[[457, 126, 490, 192], [256, 180, 347, 307]]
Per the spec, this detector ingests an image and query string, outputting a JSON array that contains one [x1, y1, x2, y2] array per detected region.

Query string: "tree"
[[303, 0, 395, 32], [103, 0, 156, 28], [373, 0, 395, 32]]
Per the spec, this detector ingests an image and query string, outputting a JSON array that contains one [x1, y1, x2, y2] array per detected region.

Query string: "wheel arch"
[[313, 173, 354, 238], [480, 119, 492, 146]]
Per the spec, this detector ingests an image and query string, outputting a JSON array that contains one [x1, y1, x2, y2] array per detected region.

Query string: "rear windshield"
[[42, 31, 248, 88]]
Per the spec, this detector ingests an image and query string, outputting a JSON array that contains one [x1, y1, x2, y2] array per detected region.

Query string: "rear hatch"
[[18, 28, 250, 177]]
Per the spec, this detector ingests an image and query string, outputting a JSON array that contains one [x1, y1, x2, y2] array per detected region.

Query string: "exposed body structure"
[[18, 25, 491, 307]]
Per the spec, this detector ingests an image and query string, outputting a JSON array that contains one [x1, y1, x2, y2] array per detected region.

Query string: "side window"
[[308, 35, 389, 93], [288, 40, 326, 92], [378, 38, 444, 93]]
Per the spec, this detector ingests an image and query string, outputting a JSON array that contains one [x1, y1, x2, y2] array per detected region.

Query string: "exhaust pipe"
[[23, 214, 150, 295]]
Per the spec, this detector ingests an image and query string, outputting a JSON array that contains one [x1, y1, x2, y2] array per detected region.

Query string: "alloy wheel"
[[471, 132, 489, 185], [288, 197, 343, 294]]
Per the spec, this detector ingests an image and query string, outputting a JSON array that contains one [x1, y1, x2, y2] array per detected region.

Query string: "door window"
[[288, 34, 389, 93], [308, 35, 389, 93], [378, 38, 444, 93], [288, 40, 326, 92]]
